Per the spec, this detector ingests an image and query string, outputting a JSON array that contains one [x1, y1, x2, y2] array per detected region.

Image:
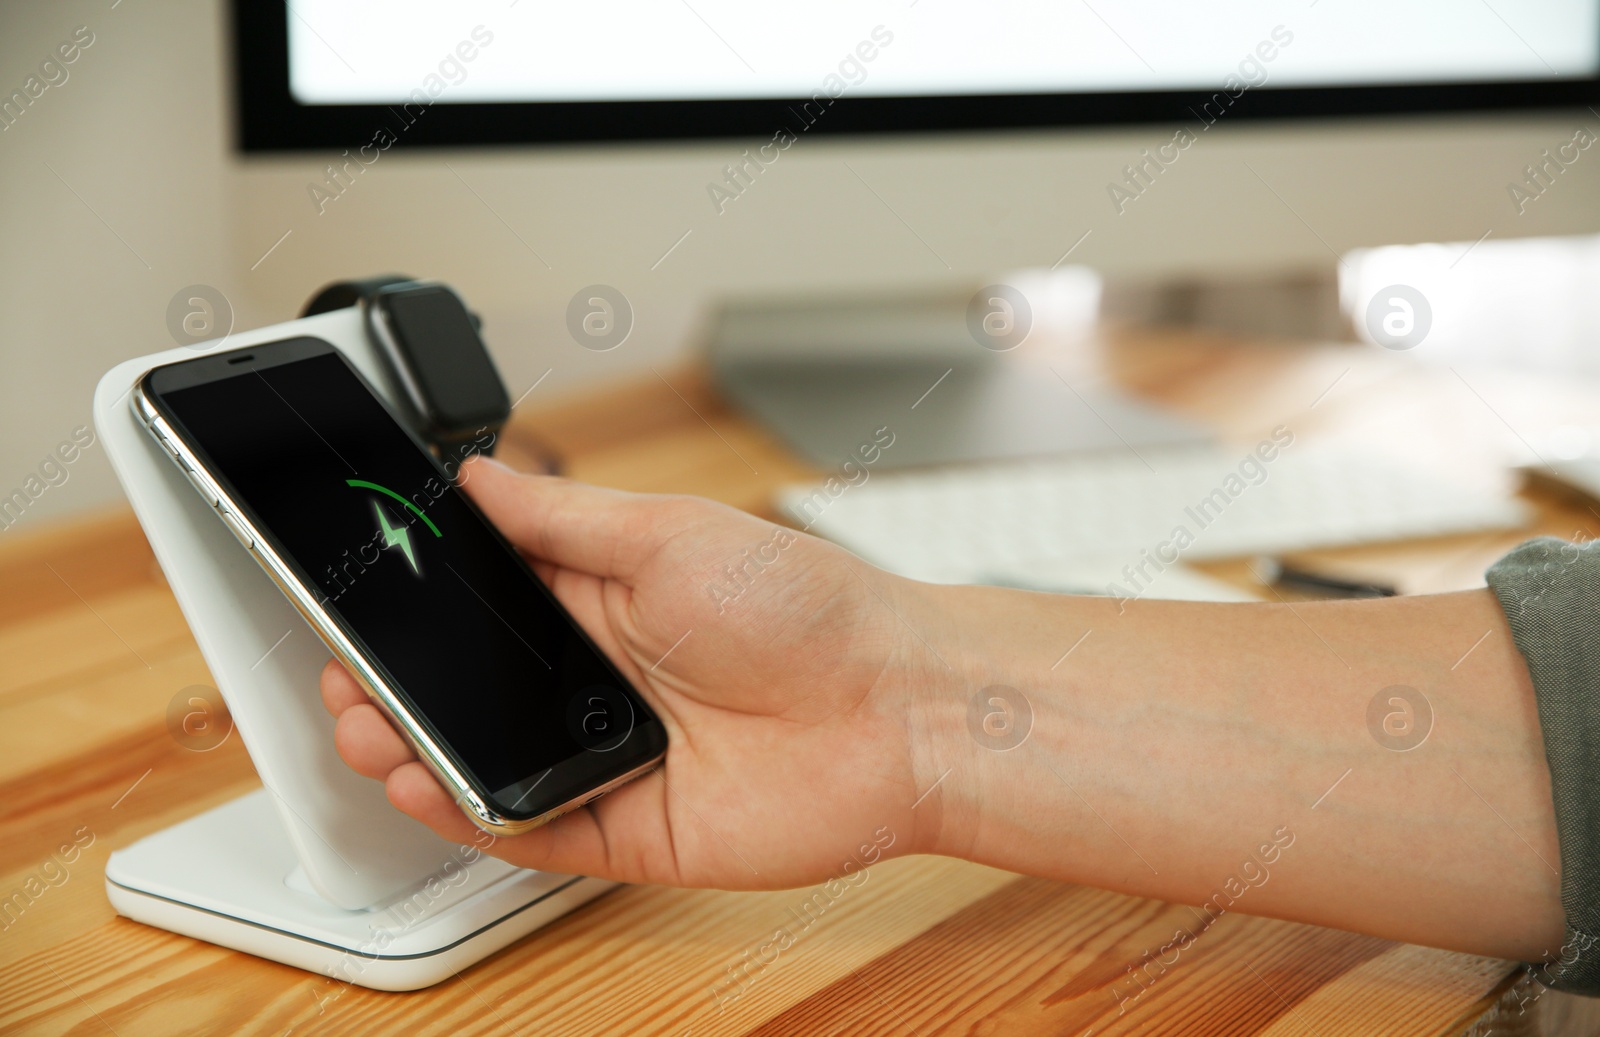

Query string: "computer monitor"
[[226, 2, 1600, 465], [238, 2, 1598, 148]]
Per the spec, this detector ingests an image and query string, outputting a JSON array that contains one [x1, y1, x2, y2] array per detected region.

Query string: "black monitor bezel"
[[233, 2, 1600, 152]]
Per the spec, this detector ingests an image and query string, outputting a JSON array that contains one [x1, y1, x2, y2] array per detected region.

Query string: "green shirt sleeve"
[[1486, 537, 1600, 993]]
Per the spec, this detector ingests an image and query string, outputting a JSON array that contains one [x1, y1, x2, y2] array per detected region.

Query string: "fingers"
[[322, 659, 420, 779], [324, 656, 631, 879], [327, 676, 669, 884], [458, 456, 659, 580], [334, 703, 417, 780], [384, 759, 650, 882], [385, 762, 485, 842], [323, 675, 588, 871], [320, 657, 366, 716], [328, 690, 670, 886]]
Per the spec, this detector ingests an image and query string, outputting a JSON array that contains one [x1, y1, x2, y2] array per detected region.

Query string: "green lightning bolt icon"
[[374, 501, 420, 575]]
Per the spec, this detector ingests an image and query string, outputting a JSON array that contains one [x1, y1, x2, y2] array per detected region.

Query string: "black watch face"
[[379, 286, 510, 434]]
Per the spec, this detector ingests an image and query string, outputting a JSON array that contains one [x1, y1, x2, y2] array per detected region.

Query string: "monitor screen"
[[286, 1, 1600, 105], [234, 0, 1600, 149]]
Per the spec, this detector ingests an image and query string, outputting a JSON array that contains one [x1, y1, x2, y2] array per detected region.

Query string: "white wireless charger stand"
[[95, 309, 615, 991]]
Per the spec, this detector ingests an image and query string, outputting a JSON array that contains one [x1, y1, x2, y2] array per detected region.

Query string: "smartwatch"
[[302, 276, 510, 454]]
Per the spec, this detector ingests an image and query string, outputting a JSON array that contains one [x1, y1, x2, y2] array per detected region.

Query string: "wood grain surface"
[[4, 325, 1599, 1036]]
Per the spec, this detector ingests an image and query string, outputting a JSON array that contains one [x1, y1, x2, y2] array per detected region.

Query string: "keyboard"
[[777, 446, 1531, 589]]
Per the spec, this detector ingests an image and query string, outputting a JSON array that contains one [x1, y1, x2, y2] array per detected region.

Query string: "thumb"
[[457, 456, 658, 580]]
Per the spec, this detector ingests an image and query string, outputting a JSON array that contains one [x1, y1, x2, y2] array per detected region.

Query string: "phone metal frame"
[[130, 358, 662, 837]]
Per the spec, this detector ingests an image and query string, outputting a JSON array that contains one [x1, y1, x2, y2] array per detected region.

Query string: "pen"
[[1256, 557, 1397, 598]]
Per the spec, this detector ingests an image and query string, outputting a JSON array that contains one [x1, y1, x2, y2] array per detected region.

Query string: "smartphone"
[[132, 336, 667, 835]]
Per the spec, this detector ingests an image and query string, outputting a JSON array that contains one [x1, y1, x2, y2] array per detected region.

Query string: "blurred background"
[[3, 0, 1600, 529]]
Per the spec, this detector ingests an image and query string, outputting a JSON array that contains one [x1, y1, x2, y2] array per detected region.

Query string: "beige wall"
[[5, 0, 1600, 531], [0, 0, 252, 531]]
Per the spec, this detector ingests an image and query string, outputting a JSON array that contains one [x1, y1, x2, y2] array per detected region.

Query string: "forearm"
[[900, 581, 1565, 961]]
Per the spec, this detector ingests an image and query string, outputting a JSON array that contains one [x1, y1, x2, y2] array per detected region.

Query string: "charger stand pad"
[[94, 311, 615, 991]]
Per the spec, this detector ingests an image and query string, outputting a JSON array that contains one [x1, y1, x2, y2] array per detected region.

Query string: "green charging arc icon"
[[347, 479, 441, 576]]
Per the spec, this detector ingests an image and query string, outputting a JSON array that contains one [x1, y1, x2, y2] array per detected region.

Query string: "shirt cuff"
[[1486, 536, 1600, 993]]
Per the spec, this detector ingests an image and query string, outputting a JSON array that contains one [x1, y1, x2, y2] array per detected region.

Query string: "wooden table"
[[5, 324, 1600, 1036]]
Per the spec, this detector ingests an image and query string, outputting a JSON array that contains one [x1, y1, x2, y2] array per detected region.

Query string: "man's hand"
[[321, 456, 952, 889], [318, 457, 1574, 963]]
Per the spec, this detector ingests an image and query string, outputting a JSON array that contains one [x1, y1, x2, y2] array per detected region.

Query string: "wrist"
[[888, 579, 1076, 863]]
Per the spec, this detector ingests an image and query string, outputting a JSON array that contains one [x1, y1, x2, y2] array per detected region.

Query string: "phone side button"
[[219, 510, 254, 548], [181, 465, 219, 507]]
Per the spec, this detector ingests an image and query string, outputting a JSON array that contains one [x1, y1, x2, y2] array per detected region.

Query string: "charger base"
[[105, 790, 615, 991]]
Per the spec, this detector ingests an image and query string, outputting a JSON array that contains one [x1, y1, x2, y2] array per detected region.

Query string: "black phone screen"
[[147, 339, 664, 819]]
